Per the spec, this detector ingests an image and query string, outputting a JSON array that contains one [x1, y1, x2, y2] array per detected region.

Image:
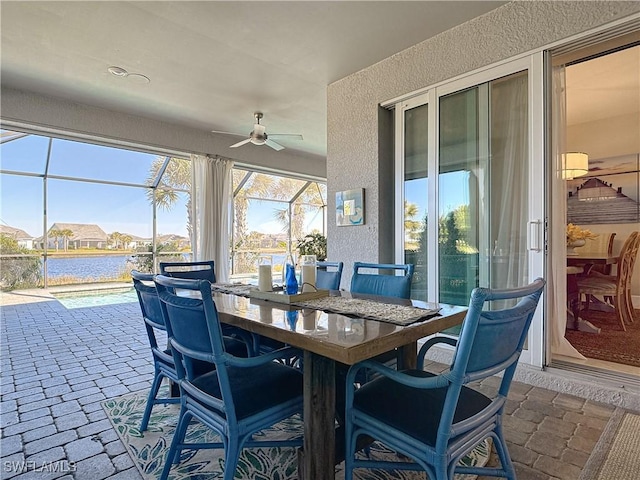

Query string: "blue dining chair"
[[350, 262, 414, 299], [131, 270, 181, 432], [343, 278, 545, 480], [316, 261, 344, 290], [348, 261, 415, 372], [159, 260, 216, 281], [160, 260, 256, 353], [153, 275, 304, 480], [131, 270, 251, 432]]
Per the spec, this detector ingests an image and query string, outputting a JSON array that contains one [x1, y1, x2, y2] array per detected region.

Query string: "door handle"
[[528, 220, 542, 252]]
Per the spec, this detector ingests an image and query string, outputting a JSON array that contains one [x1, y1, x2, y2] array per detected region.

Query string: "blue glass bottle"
[[285, 263, 298, 294], [286, 310, 298, 330]]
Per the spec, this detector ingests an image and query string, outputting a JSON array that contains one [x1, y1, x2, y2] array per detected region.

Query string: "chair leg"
[[160, 409, 191, 480], [584, 294, 592, 311], [432, 459, 449, 480], [624, 289, 635, 323], [493, 427, 516, 480], [223, 437, 241, 480], [140, 371, 164, 432], [614, 290, 628, 331], [571, 293, 581, 329], [344, 427, 356, 480]]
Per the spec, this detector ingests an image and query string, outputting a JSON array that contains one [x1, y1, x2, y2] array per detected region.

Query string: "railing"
[[0, 250, 195, 290]]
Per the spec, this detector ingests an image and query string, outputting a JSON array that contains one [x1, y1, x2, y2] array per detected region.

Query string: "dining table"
[[566, 251, 619, 333], [208, 286, 467, 480], [566, 251, 619, 268]]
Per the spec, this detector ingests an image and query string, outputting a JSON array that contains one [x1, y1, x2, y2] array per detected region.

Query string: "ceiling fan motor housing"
[[251, 123, 267, 144]]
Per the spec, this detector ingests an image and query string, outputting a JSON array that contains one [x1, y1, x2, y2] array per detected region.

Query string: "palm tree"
[[232, 172, 276, 273], [109, 232, 122, 249], [146, 156, 192, 235], [48, 228, 61, 251], [59, 229, 74, 252], [121, 234, 132, 250], [404, 201, 422, 248]]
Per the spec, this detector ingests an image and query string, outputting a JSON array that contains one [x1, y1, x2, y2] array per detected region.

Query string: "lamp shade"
[[562, 152, 589, 180]]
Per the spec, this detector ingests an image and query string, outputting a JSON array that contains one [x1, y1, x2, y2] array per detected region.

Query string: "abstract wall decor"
[[336, 188, 364, 226]]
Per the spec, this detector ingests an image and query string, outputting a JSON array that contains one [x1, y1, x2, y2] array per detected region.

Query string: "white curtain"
[[549, 66, 585, 359], [492, 73, 528, 290], [190, 154, 234, 282]]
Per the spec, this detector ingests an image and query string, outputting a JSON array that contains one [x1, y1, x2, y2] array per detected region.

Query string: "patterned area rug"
[[565, 308, 640, 367], [102, 386, 490, 479]]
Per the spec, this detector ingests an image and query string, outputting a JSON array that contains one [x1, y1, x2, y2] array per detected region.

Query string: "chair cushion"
[[191, 361, 303, 420], [353, 370, 491, 447], [577, 275, 616, 295]]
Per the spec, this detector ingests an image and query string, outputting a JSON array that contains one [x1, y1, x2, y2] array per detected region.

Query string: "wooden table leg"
[[398, 342, 417, 370], [299, 351, 336, 480]]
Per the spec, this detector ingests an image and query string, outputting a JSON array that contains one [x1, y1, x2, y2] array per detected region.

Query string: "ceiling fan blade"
[[230, 138, 252, 148], [269, 134, 303, 141], [265, 139, 285, 151], [211, 129, 246, 136]]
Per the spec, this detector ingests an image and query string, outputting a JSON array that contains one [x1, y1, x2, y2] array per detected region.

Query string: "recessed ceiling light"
[[108, 66, 129, 77]]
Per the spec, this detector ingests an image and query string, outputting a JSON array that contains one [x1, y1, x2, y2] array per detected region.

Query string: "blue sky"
[[1, 135, 189, 238], [0, 133, 323, 239]]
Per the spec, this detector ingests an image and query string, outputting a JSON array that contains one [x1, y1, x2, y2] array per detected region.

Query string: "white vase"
[[566, 239, 586, 255]]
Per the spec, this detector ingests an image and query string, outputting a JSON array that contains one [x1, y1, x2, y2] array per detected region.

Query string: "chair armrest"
[[225, 346, 302, 368], [346, 359, 450, 391], [417, 336, 458, 369]]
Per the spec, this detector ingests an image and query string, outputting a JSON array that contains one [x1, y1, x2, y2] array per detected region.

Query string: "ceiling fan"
[[211, 112, 303, 151]]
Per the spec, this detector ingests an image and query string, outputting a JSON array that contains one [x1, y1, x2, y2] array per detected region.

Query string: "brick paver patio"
[[0, 290, 618, 479]]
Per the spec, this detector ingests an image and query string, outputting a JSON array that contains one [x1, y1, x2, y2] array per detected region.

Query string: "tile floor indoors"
[[0, 289, 630, 480]]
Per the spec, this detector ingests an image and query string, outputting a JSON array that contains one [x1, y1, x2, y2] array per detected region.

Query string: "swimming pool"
[[53, 288, 138, 309]]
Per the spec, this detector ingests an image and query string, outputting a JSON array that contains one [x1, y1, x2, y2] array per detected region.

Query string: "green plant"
[[0, 235, 42, 290], [130, 243, 183, 273], [296, 233, 327, 261]]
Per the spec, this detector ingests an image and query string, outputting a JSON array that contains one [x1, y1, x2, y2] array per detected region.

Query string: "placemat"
[[211, 283, 255, 297], [292, 296, 441, 326]]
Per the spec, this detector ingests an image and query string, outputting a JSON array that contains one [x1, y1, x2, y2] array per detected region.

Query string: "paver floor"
[[0, 290, 616, 479]]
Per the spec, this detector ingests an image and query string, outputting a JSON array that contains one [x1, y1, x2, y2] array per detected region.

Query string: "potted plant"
[[296, 233, 327, 261]]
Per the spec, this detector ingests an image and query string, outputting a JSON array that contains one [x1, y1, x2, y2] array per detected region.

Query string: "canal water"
[[44, 255, 133, 280], [43, 253, 287, 280]]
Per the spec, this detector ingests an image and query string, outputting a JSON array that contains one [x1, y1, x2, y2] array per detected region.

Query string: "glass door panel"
[[438, 87, 483, 306], [437, 71, 529, 307], [403, 103, 429, 301]]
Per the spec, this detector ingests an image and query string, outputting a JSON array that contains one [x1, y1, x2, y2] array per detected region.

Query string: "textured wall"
[[1, 87, 326, 180], [327, 1, 640, 286]]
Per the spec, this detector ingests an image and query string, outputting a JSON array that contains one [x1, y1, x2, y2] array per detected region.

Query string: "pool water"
[[54, 288, 138, 309]]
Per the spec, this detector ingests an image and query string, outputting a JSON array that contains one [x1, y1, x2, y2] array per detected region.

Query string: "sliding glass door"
[[395, 55, 545, 365]]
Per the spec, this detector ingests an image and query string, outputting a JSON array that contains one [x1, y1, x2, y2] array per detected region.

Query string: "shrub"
[[296, 233, 327, 261], [0, 235, 42, 290]]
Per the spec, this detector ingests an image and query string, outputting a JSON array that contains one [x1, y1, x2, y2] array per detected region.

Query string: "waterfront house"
[[126, 234, 152, 250], [38, 223, 109, 250], [0, 225, 34, 250]]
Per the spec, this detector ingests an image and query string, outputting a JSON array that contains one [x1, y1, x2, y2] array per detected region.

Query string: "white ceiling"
[[566, 45, 639, 126], [0, 1, 506, 158]]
